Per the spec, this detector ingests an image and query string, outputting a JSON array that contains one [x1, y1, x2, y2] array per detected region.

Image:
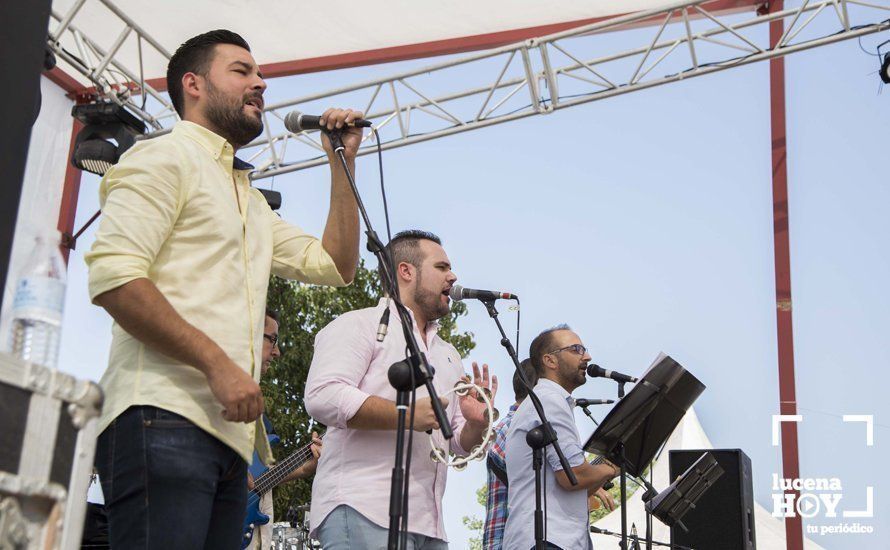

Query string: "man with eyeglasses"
[[502, 324, 619, 550], [245, 308, 321, 550]]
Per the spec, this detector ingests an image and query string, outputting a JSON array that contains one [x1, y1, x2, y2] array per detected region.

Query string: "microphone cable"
[[371, 126, 419, 545]]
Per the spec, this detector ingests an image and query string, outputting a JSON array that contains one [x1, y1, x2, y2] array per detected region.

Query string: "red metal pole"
[[767, 2, 804, 548], [57, 119, 84, 265]]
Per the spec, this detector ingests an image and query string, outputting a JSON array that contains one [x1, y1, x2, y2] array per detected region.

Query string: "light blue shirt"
[[502, 378, 592, 550]]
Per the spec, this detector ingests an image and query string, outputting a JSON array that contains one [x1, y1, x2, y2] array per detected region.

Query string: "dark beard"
[[557, 357, 586, 391], [412, 270, 450, 323], [204, 80, 263, 148]]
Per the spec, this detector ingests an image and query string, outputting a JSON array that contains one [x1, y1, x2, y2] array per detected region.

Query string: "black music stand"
[[583, 353, 705, 550], [644, 451, 724, 531]]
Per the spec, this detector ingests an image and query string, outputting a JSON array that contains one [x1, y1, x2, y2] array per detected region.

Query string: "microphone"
[[284, 112, 372, 133], [586, 364, 638, 384], [376, 308, 391, 343], [449, 285, 517, 302], [574, 398, 615, 407]]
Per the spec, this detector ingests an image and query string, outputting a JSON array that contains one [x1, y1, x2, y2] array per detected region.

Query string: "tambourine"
[[429, 380, 499, 470]]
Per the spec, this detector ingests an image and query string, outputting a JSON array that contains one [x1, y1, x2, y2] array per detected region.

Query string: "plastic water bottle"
[[9, 230, 66, 369]]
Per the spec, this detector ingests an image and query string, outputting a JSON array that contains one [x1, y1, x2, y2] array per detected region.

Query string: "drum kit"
[[269, 504, 317, 550]]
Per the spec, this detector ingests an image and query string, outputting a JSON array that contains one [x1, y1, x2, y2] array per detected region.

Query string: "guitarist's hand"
[[247, 471, 255, 491], [287, 432, 323, 481], [305, 432, 322, 475], [588, 487, 616, 511]]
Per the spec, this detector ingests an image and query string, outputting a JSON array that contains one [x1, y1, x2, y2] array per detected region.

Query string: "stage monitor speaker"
[[669, 448, 756, 550]]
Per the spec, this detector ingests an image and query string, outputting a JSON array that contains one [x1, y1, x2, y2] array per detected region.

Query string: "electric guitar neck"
[[253, 432, 325, 496]]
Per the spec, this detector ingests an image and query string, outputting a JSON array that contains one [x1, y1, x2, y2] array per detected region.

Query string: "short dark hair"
[[380, 229, 442, 284], [513, 358, 539, 402], [167, 29, 251, 117], [529, 324, 572, 375], [265, 308, 279, 324]]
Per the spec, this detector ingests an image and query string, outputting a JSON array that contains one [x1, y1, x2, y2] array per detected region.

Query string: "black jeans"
[[95, 406, 247, 550]]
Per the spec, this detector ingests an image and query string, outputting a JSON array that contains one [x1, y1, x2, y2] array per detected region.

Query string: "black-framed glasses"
[[547, 343, 587, 356], [263, 333, 279, 346]]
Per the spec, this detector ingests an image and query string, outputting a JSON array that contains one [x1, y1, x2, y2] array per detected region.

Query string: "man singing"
[[87, 29, 361, 549], [502, 325, 619, 550], [304, 230, 498, 549]]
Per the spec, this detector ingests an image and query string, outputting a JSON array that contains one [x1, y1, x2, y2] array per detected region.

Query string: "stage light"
[[882, 52, 890, 84], [257, 188, 282, 211], [70, 103, 145, 176]]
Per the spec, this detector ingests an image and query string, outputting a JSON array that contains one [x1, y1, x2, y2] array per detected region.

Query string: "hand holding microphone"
[[284, 108, 370, 157], [284, 110, 373, 132]]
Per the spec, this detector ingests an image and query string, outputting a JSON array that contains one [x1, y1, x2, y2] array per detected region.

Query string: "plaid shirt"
[[483, 403, 519, 550]]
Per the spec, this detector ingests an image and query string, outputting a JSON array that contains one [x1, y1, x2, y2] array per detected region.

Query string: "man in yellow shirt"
[[86, 29, 361, 549]]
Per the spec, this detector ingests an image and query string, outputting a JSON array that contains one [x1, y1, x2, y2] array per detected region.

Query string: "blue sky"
[[57, 6, 889, 548]]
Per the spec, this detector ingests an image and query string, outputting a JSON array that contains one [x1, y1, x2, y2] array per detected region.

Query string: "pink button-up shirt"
[[305, 299, 470, 541]]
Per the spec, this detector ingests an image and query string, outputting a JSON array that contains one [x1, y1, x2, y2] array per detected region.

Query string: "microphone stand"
[[579, 405, 600, 427], [578, 389, 654, 550], [326, 130, 451, 550], [478, 298, 578, 550]]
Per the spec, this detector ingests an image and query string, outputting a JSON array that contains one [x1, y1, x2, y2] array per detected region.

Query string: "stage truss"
[[47, 0, 890, 181]]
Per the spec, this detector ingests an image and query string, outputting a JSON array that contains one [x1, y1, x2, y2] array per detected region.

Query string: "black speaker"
[[669, 449, 756, 550]]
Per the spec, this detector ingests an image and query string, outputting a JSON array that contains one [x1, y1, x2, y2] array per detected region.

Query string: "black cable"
[[374, 128, 392, 243], [401, 345, 416, 545], [371, 125, 419, 547], [515, 297, 521, 359]]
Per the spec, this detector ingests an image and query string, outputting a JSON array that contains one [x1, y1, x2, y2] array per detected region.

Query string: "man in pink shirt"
[[304, 229, 498, 548]]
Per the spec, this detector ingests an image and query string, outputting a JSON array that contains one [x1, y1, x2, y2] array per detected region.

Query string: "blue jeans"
[[94, 406, 247, 550], [317, 505, 448, 549]]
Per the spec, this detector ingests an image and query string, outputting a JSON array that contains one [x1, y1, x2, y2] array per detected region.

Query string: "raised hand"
[[458, 362, 499, 427], [319, 107, 366, 158]]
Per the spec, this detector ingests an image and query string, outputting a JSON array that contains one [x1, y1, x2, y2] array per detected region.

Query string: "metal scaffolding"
[[46, 0, 890, 179], [243, 0, 890, 179]]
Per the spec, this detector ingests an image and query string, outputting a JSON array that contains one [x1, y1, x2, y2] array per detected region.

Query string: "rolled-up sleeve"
[[84, 141, 185, 302], [262, 202, 346, 287], [304, 312, 374, 428], [544, 394, 586, 472], [446, 354, 471, 457]]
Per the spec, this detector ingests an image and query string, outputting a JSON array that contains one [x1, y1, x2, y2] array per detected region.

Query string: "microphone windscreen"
[[283, 111, 303, 133], [449, 285, 465, 301]]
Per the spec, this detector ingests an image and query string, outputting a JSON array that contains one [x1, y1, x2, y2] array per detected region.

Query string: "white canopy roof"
[[48, 0, 759, 91]]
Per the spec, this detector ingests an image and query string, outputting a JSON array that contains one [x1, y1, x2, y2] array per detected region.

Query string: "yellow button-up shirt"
[[85, 120, 346, 462]]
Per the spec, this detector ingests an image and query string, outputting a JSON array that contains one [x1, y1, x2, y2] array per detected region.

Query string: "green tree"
[[462, 485, 488, 550], [262, 260, 476, 520]]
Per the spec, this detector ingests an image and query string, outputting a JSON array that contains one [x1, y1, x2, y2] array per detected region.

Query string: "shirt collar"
[[537, 378, 573, 405], [173, 120, 255, 172], [376, 297, 441, 335]]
